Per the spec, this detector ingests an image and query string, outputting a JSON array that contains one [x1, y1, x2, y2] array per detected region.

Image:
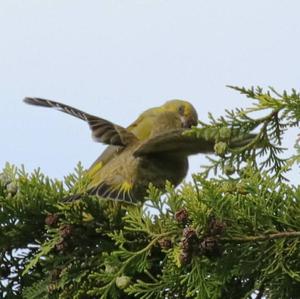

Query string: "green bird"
[[23, 97, 251, 202]]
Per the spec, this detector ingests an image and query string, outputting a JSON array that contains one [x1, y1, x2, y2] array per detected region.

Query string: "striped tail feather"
[[23, 97, 90, 121], [63, 183, 135, 203], [23, 97, 136, 146]]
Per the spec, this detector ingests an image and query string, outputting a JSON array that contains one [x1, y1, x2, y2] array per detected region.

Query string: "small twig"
[[229, 111, 278, 154], [221, 231, 300, 243]]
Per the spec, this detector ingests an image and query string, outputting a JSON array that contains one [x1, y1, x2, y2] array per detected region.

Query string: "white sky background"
[[0, 0, 299, 182]]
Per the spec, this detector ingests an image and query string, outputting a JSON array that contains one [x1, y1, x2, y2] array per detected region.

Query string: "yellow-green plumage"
[[23, 97, 257, 203], [23, 97, 200, 202], [86, 102, 198, 201], [87, 110, 187, 201]]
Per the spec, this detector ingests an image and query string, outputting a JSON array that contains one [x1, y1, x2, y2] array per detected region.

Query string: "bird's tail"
[[23, 97, 91, 121], [62, 183, 135, 204]]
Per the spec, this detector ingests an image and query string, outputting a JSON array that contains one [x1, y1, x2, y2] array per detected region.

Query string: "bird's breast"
[[136, 154, 189, 192]]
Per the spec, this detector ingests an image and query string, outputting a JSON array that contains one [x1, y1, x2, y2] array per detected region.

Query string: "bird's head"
[[162, 100, 198, 128]]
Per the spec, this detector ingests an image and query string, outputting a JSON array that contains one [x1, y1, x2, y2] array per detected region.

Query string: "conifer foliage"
[[1, 87, 300, 298]]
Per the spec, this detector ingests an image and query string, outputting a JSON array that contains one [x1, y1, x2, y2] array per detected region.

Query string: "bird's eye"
[[178, 106, 185, 115]]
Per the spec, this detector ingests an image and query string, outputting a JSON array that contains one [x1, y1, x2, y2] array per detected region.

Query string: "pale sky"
[[0, 0, 299, 182]]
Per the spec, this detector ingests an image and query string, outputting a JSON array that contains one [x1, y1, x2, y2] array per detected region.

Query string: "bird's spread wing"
[[23, 97, 137, 146], [133, 129, 215, 156], [133, 129, 259, 157]]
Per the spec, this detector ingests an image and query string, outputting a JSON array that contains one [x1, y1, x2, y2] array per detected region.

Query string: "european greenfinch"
[[23, 97, 252, 202]]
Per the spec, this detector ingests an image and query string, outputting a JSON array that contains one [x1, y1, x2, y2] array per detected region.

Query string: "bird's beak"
[[180, 115, 198, 128]]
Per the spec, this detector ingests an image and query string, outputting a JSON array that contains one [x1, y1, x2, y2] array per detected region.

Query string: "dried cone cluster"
[[45, 213, 59, 227], [175, 208, 189, 224], [198, 216, 226, 258], [45, 214, 74, 253], [56, 224, 74, 252], [180, 227, 198, 265], [158, 238, 173, 250], [175, 210, 226, 265]]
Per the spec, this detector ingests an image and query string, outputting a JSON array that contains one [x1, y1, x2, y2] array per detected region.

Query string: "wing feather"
[[133, 129, 259, 157], [24, 97, 137, 146]]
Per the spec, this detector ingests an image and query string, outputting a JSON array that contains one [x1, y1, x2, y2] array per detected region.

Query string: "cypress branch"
[[1, 86, 300, 298]]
